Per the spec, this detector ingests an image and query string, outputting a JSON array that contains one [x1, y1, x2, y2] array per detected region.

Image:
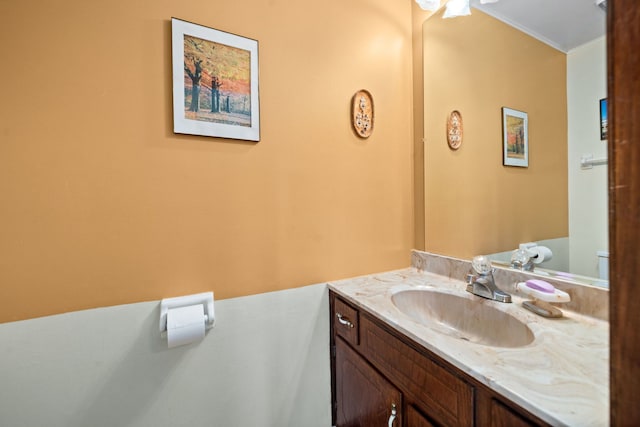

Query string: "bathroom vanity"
[[328, 252, 608, 427]]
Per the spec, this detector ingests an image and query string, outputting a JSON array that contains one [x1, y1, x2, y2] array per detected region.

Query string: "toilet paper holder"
[[159, 292, 215, 338]]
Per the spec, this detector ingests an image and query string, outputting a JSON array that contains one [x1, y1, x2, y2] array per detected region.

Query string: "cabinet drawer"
[[359, 314, 473, 427], [333, 298, 359, 346]]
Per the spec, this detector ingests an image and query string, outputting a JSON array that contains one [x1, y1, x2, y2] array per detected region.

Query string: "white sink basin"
[[391, 288, 534, 348]]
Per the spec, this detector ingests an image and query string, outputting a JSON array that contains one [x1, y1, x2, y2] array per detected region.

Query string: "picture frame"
[[172, 18, 260, 141], [600, 98, 608, 140], [502, 107, 528, 167]]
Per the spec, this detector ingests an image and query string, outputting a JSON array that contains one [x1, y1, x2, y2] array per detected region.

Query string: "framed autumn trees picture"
[[502, 107, 528, 167], [172, 18, 260, 141]]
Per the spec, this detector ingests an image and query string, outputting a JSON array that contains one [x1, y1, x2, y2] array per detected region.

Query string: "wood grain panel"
[[335, 337, 402, 427], [489, 398, 539, 427], [406, 404, 437, 427], [609, 0, 640, 425], [359, 314, 473, 426], [475, 386, 549, 427]]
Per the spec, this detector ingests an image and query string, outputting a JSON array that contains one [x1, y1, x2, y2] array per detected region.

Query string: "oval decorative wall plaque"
[[447, 110, 463, 150], [351, 90, 374, 138]]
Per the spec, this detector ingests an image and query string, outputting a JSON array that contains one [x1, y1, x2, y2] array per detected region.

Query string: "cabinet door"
[[359, 315, 474, 426], [475, 391, 548, 427], [488, 399, 541, 427], [406, 404, 437, 427], [335, 338, 402, 427]]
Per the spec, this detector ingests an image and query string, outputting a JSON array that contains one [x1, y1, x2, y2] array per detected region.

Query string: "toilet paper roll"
[[530, 246, 553, 264], [167, 304, 206, 348]]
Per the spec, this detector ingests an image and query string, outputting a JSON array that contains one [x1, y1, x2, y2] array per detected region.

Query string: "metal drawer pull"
[[388, 403, 397, 427], [336, 312, 354, 328]]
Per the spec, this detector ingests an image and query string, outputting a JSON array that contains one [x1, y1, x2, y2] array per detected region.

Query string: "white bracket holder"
[[159, 292, 215, 338], [581, 153, 608, 169]]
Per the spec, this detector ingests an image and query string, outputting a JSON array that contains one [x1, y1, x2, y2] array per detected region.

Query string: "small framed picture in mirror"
[[600, 98, 608, 140], [502, 107, 528, 167]]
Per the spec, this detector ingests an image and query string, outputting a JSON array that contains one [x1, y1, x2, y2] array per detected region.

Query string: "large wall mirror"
[[422, 1, 608, 287]]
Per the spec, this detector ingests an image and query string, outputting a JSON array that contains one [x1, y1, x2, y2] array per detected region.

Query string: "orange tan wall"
[[412, 2, 443, 251], [0, 0, 415, 322], [423, 9, 568, 259]]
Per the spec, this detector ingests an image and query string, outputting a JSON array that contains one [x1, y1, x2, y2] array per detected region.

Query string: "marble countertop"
[[328, 267, 609, 427]]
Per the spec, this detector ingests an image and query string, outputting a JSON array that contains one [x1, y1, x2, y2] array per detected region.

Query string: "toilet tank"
[[597, 250, 609, 281]]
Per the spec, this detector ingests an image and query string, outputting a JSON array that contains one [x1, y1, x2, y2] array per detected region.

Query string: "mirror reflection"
[[422, 2, 608, 287]]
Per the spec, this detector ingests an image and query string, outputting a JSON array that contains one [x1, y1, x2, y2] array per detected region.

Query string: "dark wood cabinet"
[[405, 405, 437, 427], [359, 314, 473, 426], [335, 337, 402, 426], [488, 399, 538, 427], [330, 291, 549, 427], [475, 392, 543, 427]]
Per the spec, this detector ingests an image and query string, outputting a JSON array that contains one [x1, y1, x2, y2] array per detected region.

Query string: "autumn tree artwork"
[[172, 19, 259, 141], [183, 34, 252, 127], [505, 115, 526, 160], [502, 107, 528, 167]]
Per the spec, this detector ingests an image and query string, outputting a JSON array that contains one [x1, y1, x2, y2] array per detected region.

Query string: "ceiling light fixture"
[[415, 0, 500, 18], [443, 0, 471, 18], [415, 0, 440, 11]]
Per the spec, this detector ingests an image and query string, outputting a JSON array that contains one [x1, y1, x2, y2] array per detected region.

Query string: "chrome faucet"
[[510, 248, 534, 271], [465, 256, 512, 303]]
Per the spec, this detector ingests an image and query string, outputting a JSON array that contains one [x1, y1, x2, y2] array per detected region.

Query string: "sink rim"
[[389, 285, 536, 348]]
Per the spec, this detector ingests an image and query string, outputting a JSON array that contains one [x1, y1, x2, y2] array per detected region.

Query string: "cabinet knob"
[[388, 403, 397, 427], [336, 312, 354, 328]]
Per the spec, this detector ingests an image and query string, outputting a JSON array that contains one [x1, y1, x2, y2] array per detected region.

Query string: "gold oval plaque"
[[351, 90, 374, 138], [447, 110, 463, 150]]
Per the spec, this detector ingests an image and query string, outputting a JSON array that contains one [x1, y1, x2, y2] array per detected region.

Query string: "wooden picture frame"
[[172, 18, 260, 141], [502, 107, 528, 167]]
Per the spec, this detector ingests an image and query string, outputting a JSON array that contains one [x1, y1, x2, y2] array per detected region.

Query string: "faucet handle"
[[510, 249, 530, 269], [472, 255, 493, 275]]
